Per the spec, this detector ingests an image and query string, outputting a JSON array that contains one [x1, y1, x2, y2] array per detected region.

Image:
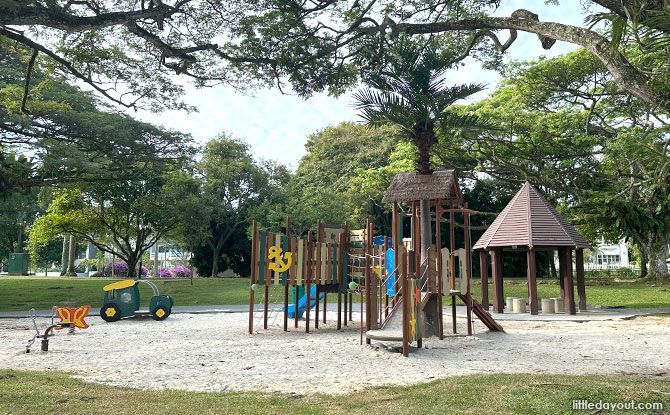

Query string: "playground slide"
[[286, 285, 325, 319]]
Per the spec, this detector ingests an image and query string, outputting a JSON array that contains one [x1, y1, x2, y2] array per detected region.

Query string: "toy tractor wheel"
[[151, 306, 170, 321], [100, 303, 121, 322]]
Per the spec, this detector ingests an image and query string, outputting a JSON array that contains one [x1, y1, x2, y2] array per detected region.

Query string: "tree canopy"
[[1, 1, 668, 112]]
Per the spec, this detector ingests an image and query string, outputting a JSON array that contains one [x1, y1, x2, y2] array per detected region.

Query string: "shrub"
[[156, 267, 172, 278], [585, 267, 639, 280], [102, 261, 148, 277], [170, 265, 192, 279]]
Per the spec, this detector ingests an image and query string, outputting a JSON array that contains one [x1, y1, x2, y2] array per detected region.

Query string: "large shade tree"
[[29, 168, 197, 278], [0, 1, 668, 113], [1, 39, 192, 194], [452, 49, 669, 279], [353, 36, 491, 263]]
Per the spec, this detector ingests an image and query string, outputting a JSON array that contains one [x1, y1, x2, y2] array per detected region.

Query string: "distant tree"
[[457, 49, 669, 279], [32, 237, 63, 276], [285, 122, 399, 233], [180, 135, 289, 277], [29, 169, 196, 278]]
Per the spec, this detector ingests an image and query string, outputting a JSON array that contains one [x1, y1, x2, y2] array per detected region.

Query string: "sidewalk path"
[[2, 304, 668, 321]]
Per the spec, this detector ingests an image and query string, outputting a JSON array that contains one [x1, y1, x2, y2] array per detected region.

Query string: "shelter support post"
[[490, 248, 504, 313], [527, 249, 538, 315], [479, 251, 489, 310], [576, 249, 587, 312], [560, 247, 576, 315]]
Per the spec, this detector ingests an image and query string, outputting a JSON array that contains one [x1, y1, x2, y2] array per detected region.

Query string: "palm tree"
[[353, 37, 490, 263]]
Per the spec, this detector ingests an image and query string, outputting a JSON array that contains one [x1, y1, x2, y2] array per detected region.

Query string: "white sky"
[[135, 1, 588, 169]]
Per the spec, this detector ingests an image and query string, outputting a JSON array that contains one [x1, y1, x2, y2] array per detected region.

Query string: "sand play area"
[[0, 311, 668, 394]]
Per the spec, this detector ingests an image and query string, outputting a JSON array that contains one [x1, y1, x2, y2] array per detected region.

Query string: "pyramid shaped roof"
[[473, 182, 591, 250]]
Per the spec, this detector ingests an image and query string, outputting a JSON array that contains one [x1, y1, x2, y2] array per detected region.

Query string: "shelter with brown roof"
[[473, 182, 591, 315]]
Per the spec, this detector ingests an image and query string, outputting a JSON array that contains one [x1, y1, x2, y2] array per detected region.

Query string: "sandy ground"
[[0, 312, 668, 395]]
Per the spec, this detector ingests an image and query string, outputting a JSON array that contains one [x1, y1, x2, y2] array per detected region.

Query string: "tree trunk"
[[648, 239, 669, 280], [60, 235, 69, 276], [65, 235, 77, 276], [211, 248, 221, 278], [126, 255, 138, 279], [639, 246, 648, 278]]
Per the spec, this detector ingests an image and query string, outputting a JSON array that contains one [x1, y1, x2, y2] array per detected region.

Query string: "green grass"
[[0, 276, 250, 312], [0, 276, 668, 312], [0, 370, 668, 415], [468, 278, 670, 309]]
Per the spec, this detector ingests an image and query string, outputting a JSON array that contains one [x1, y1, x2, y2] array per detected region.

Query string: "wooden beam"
[[435, 201, 444, 340], [479, 251, 489, 310], [527, 249, 538, 315], [248, 220, 258, 334], [491, 248, 504, 313], [563, 248, 576, 315], [576, 248, 587, 312]]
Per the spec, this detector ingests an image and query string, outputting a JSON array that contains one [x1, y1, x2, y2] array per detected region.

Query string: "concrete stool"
[[541, 298, 555, 314], [512, 298, 526, 313], [552, 297, 565, 313], [506, 297, 515, 311]]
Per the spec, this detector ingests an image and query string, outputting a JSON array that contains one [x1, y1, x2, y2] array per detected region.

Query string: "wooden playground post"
[[337, 232, 343, 330], [315, 284, 320, 329], [263, 232, 273, 329], [248, 220, 258, 334], [401, 246, 409, 357], [383, 236, 388, 319], [449, 201, 457, 333], [306, 230, 312, 333], [435, 201, 444, 340], [391, 202, 398, 309], [364, 219, 371, 344], [283, 218, 290, 332], [464, 203, 473, 336]]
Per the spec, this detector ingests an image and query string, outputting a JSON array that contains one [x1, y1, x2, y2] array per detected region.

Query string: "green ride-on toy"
[[100, 279, 173, 322]]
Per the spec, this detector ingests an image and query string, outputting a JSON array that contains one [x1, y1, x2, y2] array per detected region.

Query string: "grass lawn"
[[0, 276, 250, 312], [1, 370, 668, 415], [468, 278, 670, 309], [0, 276, 668, 312]]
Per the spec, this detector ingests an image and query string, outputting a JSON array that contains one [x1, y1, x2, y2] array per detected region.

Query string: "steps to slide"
[[286, 285, 325, 319]]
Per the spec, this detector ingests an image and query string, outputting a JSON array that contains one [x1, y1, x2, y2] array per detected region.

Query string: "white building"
[[584, 239, 630, 270]]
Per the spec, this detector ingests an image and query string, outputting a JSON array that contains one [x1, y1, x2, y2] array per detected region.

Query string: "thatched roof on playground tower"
[[382, 169, 463, 204], [473, 181, 591, 250]]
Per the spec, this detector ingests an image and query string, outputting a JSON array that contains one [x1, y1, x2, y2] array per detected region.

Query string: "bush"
[[170, 265, 192, 279], [156, 267, 172, 278], [102, 261, 148, 277], [585, 267, 639, 280]]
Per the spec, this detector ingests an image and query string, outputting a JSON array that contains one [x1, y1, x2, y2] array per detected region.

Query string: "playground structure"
[[248, 170, 504, 357], [26, 305, 90, 353], [100, 279, 173, 322]]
